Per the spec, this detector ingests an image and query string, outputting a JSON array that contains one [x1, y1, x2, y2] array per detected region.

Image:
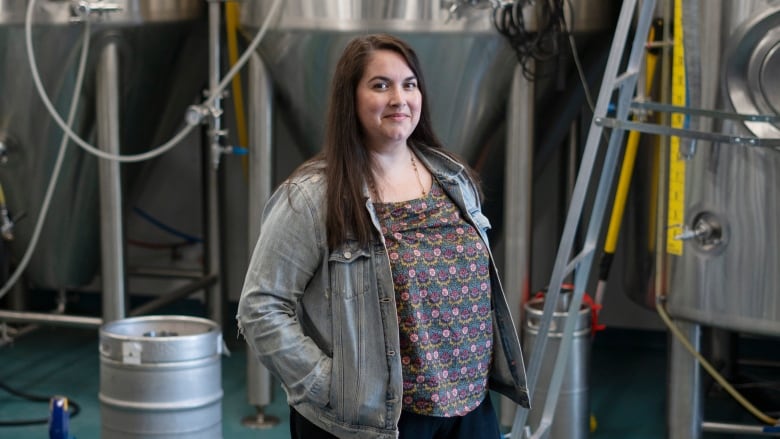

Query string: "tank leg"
[[501, 60, 535, 430], [241, 406, 280, 429], [241, 353, 280, 429], [203, 0, 224, 325], [97, 40, 127, 323], [241, 51, 278, 430], [667, 320, 703, 439]]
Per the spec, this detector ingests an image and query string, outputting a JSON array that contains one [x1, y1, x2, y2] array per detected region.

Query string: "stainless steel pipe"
[[241, 51, 278, 428], [97, 38, 127, 323], [500, 61, 534, 428], [703, 421, 780, 436], [204, 0, 224, 325], [0, 310, 102, 328]]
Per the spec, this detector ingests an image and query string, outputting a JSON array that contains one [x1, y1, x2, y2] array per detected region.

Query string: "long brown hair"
[[297, 33, 478, 249]]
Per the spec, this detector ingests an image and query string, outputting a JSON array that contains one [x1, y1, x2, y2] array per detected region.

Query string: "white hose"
[[0, 21, 92, 300], [24, 0, 284, 163], [205, 0, 283, 109]]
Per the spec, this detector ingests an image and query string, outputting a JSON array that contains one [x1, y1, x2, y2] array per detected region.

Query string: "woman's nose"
[[388, 86, 406, 107]]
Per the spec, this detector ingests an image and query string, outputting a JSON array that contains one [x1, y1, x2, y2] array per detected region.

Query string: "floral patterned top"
[[374, 179, 493, 417]]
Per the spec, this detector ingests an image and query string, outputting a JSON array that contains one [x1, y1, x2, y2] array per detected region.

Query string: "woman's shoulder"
[[263, 163, 326, 226], [289, 167, 325, 186], [276, 161, 327, 203]]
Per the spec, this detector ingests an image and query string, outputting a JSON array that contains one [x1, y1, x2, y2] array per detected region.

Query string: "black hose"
[[492, 0, 567, 80], [0, 379, 80, 427]]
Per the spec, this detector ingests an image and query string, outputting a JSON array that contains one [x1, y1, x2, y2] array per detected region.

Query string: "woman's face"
[[356, 49, 422, 152]]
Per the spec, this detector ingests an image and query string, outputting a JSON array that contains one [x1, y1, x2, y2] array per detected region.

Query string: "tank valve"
[[674, 212, 724, 251]]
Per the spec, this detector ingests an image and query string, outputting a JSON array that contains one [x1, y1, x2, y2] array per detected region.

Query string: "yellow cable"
[[603, 26, 660, 254], [225, 1, 249, 177], [656, 299, 779, 426], [604, 139, 639, 252]]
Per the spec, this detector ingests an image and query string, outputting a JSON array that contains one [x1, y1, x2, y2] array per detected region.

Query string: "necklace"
[[370, 151, 427, 202], [410, 153, 427, 197]]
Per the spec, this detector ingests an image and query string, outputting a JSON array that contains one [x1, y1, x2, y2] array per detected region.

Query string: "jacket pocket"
[[327, 242, 386, 426], [328, 242, 371, 300]]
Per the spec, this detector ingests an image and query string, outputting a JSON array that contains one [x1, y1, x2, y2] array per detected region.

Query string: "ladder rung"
[[632, 101, 780, 123], [613, 69, 638, 89], [595, 118, 780, 147], [565, 245, 596, 276]]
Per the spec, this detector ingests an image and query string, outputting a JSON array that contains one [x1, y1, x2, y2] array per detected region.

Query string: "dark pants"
[[290, 395, 502, 439]]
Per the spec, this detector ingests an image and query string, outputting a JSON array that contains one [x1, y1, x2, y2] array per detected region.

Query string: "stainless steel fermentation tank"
[[621, 0, 780, 336], [240, 0, 614, 164], [242, 2, 512, 166], [0, 0, 204, 291]]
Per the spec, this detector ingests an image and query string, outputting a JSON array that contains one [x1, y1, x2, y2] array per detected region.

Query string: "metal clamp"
[[186, 104, 223, 126], [441, 0, 494, 22], [70, 0, 122, 20]]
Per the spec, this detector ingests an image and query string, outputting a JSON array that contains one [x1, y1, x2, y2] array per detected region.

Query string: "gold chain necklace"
[[370, 151, 427, 202], [410, 153, 427, 197]]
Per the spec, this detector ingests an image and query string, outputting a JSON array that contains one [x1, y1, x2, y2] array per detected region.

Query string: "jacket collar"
[[410, 142, 466, 183], [359, 142, 466, 199]]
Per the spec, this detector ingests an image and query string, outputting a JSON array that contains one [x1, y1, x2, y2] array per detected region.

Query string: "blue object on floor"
[[48, 396, 70, 439]]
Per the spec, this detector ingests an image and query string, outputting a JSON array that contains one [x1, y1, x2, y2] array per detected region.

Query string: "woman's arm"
[[237, 181, 331, 407]]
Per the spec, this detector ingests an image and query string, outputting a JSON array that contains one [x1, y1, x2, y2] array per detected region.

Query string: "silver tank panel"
[[0, 0, 203, 289]]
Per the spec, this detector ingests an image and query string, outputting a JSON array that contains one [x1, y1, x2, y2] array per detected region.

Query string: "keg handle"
[[121, 341, 143, 365]]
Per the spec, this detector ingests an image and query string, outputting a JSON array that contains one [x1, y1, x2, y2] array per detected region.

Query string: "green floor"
[[1, 313, 777, 438]]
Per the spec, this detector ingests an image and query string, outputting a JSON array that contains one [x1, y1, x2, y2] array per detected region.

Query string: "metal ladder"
[[509, 0, 657, 437]]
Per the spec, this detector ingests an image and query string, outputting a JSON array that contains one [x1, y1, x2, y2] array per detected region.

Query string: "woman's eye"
[[404, 82, 418, 90], [372, 82, 388, 90]]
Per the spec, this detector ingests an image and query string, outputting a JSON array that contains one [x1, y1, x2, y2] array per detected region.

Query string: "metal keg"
[[523, 290, 591, 439], [99, 316, 224, 438]]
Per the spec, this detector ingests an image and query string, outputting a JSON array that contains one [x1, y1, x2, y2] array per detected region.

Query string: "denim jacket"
[[237, 145, 529, 438]]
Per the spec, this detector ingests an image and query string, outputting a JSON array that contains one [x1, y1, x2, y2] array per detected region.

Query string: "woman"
[[237, 33, 529, 439]]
